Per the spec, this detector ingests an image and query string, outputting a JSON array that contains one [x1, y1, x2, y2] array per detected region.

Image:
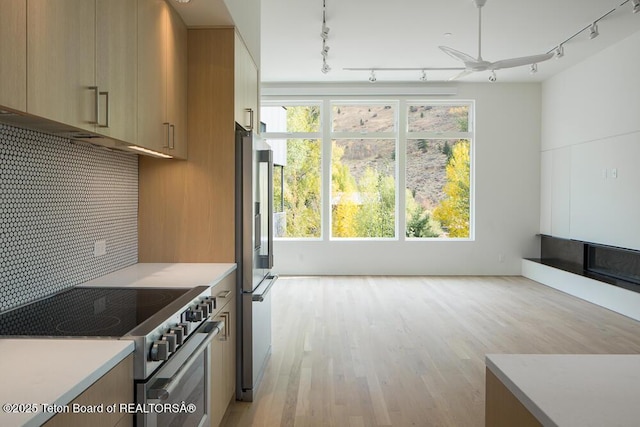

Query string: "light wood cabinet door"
[[96, 0, 137, 143], [210, 325, 226, 427], [137, 0, 187, 158], [44, 355, 134, 427], [0, 0, 26, 111], [223, 294, 237, 402], [234, 33, 258, 132], [27, 0, 96, 132], [137, 0, 168, 153], [166, 4, 188, 159]]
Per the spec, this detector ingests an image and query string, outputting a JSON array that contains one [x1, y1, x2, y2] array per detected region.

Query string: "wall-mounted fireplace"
[[586, 244, 640, 285], [538, 235, 640, 292]]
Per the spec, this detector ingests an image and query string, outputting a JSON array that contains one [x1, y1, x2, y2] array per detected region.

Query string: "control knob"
[[197, 303, 210, 318], [203, 296, 216, 311], [169, 327, 185, 345], [178, 322, 190, 335], [162, 332, 177, 352], [149, 340, 169, 361], [184, 308, 203, 322]]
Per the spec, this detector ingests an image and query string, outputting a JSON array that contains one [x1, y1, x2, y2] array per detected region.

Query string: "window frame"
[[261, 97, 475, 242]]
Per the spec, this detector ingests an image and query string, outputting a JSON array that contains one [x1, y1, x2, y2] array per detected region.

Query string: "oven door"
[[136, 320, 223, 427]]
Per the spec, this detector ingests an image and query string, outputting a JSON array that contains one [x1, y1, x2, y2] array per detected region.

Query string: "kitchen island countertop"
[[486, 353, 640, 427]]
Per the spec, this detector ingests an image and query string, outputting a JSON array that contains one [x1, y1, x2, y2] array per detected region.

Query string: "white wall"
[[272, 83, 542, 275], [541, 30, 640, 250]]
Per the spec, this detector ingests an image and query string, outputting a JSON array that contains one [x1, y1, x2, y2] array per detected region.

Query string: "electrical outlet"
[[94, 240, 107, 257]]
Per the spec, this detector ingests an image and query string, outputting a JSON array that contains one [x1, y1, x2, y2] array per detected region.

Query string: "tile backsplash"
[[0, 124, 138, 312]]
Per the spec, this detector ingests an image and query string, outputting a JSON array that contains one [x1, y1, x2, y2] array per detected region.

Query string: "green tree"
[[354, 167, 395, 237], [433, 140, 470, 238], [280, 106, 321, 237], [405, 189, 439, 238]]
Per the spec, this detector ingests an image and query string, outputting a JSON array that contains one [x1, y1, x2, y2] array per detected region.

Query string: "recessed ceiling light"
[[443, 32, 453, 38]]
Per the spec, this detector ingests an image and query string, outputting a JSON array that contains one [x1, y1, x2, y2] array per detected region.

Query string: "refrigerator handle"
[[252, 275, 278, 302], [258, 149, 274, 269]]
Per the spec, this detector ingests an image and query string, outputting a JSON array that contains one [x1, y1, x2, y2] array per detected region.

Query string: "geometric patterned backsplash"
[[0, 123, 138, 312]]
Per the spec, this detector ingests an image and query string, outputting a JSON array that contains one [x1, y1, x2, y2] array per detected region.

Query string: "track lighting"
[[589, 22, 599, 39], [320, 0, 331, 74], [368, 70, 377, 83], [321, 25, 330, 40], [554, 44, 564, 59], [529, 63, 538, 74], [419, 70, 428, 82], [633, 0, 640, 14], [488, 71, 497, 82]]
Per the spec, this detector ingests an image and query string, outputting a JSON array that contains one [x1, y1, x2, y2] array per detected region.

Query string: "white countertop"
[[81, 263, 236, 288], [0, 339, 134, 427], [486, 354, 640, 427]]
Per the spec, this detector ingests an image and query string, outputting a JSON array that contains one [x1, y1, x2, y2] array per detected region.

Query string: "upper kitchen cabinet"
[[27, 0, 96, 133], [137, 0, 188, 159], [95, 0, 137, 144], [26, 0, 137, 141], [234, 32, 258, 132], [0, 0, 26, 112]]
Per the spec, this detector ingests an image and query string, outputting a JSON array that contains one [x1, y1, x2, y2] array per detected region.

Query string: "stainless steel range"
[[0, 285, 223, 426]]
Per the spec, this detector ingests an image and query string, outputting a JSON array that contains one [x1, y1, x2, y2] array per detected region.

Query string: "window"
[[330, 103, 397, 238], [261, 99, 473, 241], [405, 104, 472, 238], [261, 104, 322, 238]]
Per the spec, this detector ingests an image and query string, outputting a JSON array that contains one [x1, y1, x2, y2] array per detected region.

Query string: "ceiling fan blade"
[[489, 53, 554, 70], [449, 70, 473, 81], [439, 46, 478, 66]]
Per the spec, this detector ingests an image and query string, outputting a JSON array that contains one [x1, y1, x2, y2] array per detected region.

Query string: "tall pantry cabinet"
[[139, 27, 258, 263]]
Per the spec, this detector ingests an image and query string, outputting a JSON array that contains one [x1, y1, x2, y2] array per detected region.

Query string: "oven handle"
[[147, 320, 224, 401]]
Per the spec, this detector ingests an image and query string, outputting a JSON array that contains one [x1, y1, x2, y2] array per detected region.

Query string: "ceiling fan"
[[439, 0, 553, 81]]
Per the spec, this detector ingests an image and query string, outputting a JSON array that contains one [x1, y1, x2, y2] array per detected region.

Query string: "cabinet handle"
[[163, 122, 170, 148], [89, 86, 99, 125], [169, 124, 175, 149], [99, 91, 109, 128], [219, 312, 229, 341], [217, 290, 231, 299], [245, 108, 254, 131]]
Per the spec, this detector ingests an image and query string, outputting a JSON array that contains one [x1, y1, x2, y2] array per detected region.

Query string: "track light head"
[[529, 63, 538, 74], [368, 70, 377, 83], [321, 26, 330, 40], [589, 22, 599, 39], [419, 70, 428, 82], [488, 71, 497, 82], [633, 0, 640, 14], [321, 62, 331, 74], [555, 44, 564, 59]]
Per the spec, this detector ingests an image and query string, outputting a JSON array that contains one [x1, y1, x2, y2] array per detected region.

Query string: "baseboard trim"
[[522, 259, 640, 322]]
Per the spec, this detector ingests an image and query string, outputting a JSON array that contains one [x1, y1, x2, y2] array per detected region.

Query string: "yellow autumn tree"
[[331, 142, 358, 237], [433, 140, 470, 237]]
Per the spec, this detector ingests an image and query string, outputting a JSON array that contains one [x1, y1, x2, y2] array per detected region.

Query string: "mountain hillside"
[[332, 105, 467, 210]]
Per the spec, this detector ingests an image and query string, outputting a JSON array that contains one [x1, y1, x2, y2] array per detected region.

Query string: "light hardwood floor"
[[221, 276, 640, 427]]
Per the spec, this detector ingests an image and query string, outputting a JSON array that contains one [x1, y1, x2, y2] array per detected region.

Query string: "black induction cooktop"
[[0, 287, 190, 337]]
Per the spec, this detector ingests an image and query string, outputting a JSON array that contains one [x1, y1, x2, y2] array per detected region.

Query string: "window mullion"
[[322, 99, 332, 242], [398, 100, 407, 241]]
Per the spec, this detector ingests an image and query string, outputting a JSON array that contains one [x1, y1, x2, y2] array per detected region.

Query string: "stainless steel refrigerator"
[[235, 125, 278, 401]]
